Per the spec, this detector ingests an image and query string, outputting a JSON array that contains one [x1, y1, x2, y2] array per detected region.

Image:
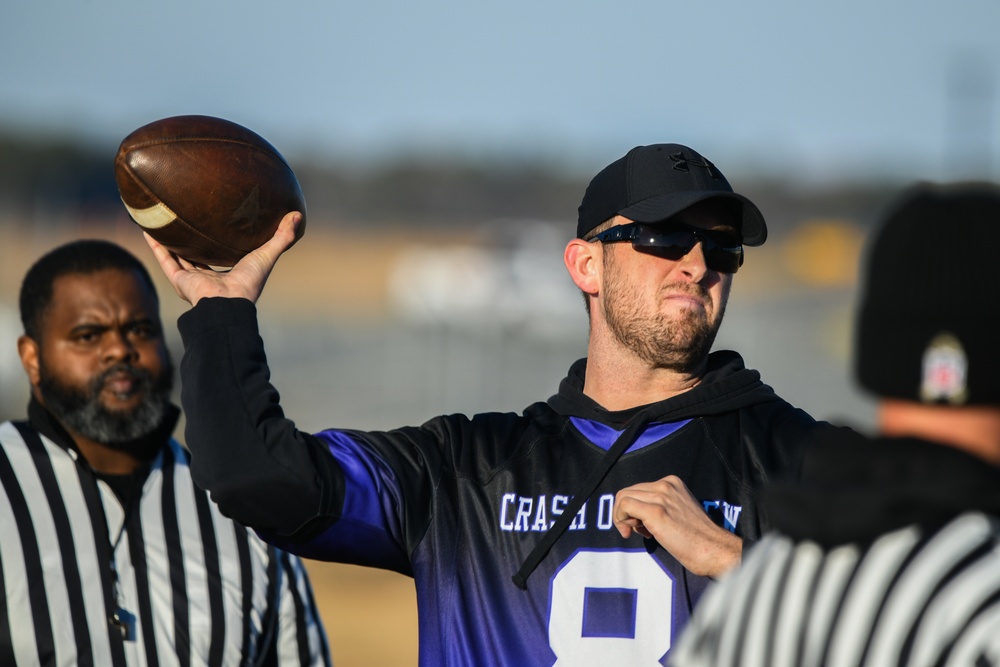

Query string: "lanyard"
[[104, 472, 143, 643]]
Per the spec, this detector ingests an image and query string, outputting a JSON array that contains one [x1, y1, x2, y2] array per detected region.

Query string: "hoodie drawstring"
[[511, 411, 654, 589]]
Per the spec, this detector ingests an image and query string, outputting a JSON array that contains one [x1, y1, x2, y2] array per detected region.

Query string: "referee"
[[671, 183, 1000, 666], [0, 240, 332, 666]]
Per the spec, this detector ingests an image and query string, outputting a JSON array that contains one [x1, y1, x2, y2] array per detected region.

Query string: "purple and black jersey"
[[178, 298, 825, 666]]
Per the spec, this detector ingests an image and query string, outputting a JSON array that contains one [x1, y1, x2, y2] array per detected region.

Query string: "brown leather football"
[[114, 115, 306, 267]]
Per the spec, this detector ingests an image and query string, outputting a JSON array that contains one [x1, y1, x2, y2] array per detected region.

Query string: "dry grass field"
[[305, 562, 419, 665]]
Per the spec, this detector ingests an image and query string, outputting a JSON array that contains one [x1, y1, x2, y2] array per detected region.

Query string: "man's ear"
[[18, 335, 41, 387], [564, 238, 602, 296]]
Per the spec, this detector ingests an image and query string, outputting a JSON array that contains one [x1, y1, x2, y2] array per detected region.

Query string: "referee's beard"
[[37, 356, 175, 450]]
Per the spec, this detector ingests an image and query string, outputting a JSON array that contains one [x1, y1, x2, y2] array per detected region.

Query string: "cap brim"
[[619, 191, 767, 246]]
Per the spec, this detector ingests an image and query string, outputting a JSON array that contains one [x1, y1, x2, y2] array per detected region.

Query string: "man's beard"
[[601, 263, 726, 373], [38, 359, 174, 447]]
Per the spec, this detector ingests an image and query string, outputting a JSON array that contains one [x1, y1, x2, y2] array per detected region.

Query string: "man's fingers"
[[143, 232, 188, 294], [613, 475, 743, 577], [227, 211, 302, 288], [260, 211, 303, 257], [613, 495, 656, 528], [613, 489, 673, 521], [613, 498, 658, 540], [613, 482, 700, 542], [143, 231, 172, 266]]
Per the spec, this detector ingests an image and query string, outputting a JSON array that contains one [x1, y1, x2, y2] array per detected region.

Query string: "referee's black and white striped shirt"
[[671, 515, 1000, 667], [0, 407, 332, 666], [670, 435, 1000, 667]]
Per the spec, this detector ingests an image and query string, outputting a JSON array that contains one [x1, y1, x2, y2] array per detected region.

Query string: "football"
[[114, 115, 306, 267]]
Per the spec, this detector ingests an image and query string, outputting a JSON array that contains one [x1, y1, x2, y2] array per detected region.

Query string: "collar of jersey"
[[570, 416, 692, 454]]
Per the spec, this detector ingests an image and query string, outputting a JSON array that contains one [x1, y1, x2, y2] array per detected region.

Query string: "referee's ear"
[[17, 335, 41, 388]]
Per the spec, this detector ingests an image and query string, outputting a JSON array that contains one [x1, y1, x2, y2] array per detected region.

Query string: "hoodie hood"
[[547, 350, 782, 428]]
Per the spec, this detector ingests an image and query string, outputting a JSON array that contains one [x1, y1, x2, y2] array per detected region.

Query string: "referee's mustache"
[[92, 363, 156, 398]]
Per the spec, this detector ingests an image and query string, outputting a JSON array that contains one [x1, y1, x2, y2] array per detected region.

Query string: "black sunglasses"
[[589, 222, 744, 273]]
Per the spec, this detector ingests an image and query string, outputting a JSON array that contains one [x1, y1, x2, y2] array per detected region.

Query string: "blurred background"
[[2, 1, 998, 664]]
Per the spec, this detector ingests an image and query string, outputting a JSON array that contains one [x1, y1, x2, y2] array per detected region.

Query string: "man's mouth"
[[102, 371, 141, 398], [663, 288, 708, 310], [666, 292, 705, 306]]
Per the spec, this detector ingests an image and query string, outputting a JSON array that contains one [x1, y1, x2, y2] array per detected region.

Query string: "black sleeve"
[[177, 297, 344, 540]]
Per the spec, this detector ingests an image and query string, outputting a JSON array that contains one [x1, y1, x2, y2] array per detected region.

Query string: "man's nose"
[[102, 330, 138, 363]]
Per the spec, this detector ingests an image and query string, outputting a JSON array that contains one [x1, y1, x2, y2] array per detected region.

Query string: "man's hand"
[[613, 475, 742, 578], [145, 211, 303, 306]]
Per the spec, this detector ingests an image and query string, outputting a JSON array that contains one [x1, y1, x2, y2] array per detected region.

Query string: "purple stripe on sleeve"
[[261, 430, 411, 573]]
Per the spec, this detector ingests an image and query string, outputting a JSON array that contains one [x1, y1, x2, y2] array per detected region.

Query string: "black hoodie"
[[763, 427, 1000, 548]]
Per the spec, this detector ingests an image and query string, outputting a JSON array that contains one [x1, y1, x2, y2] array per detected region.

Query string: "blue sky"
[[2, 0, 999, 182]]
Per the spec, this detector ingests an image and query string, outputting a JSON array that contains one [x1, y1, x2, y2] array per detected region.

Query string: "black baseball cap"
[[577, 143, 767, 245], [855, 182, 1000, 405]]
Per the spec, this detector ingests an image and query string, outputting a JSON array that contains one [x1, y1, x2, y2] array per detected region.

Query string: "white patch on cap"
[[920, 332, 969, 404], [122, 200, 177, 229]]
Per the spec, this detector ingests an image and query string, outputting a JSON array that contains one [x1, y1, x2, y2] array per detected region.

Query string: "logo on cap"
[[669, 152, 722, 179], [920, 333, 969, 404]]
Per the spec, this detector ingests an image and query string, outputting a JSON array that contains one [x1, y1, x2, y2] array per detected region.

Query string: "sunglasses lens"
[[702, 231, 743, 273], [631, 229, 697, 255], [631, 225, 743, 273], [704, 247, 743, 273]]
